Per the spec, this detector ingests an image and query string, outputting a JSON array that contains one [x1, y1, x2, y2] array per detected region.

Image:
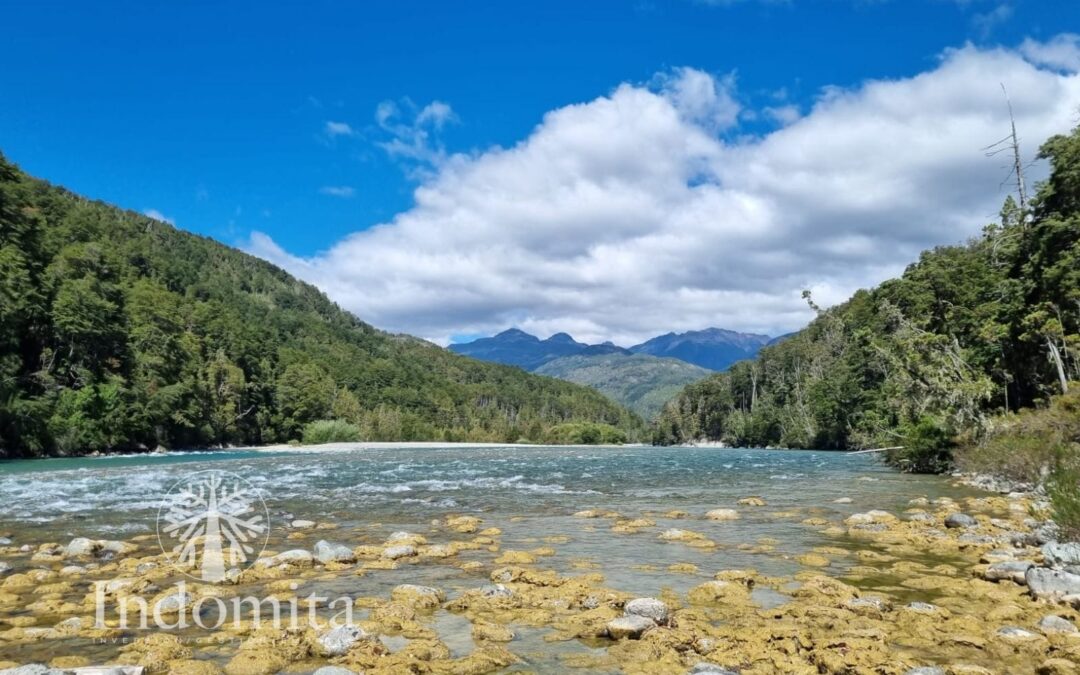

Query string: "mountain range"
[[450, 327, 773, 372], [450, 327, 774, 418]]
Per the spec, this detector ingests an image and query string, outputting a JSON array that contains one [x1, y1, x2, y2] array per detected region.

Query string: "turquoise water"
[[0, 445, 978, 671], [0, 445, 967, 582]]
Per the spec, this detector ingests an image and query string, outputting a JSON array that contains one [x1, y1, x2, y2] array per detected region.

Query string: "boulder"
[[1027, 567, 1080, 601], [64, 537, 99, 558], [737, 496, 766, 506], [983, 560, 1035, 584], [0, 667, 67, 675], [1042, 542, 1080, 569], [313, 540, 356, 564], [312, 669, 357, 675], [904, 669, 945, 675], [1039, 614, 1077, 634], [317, 624, 369, 656], [624, 597, 669, 625], [290, 519, 316, 529], [606, 615, 655, 639], [0, 562, 11, 575], [944, 513, 977, 529]]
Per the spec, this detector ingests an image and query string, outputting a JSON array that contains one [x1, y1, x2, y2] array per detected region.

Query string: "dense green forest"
[[656, 125, 1080, 473], [0, 154, 642, 458]]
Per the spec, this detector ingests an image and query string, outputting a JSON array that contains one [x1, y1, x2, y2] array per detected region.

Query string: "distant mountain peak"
[[450, 326, 773, 373]]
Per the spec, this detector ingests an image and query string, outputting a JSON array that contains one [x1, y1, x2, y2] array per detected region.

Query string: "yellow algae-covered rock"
[[844, 510, 898, 526], [664, 509, 690, 519], [737, 496, 767, 506], [612, 518, 656, 533], [120, 632, 194, 673], [797, 553, 830, 568], [658, 528, 706, 542], [472, 620, 515, 642], [166, 659, 225, 675], [574, 509, 620, 519], [495, 550, 536, 564], [390, 584, 445, 609], [445, 515, 482, 533], [687, 580, 753, 605], [668, 563, 699, 574]]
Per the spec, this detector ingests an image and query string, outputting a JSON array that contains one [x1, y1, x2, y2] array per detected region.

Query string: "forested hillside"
[[536, 352, 711, 419], [657, 126, 1080, 472], [0, 154, 641, 457]]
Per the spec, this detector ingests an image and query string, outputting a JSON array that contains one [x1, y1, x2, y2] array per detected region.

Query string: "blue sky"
[[1, 0, 1069, 253], [3, 1, 1080, 344]]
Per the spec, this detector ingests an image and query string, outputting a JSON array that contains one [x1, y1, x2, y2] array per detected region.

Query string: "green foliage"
[[0, 153, 643, 456], [543, 422, 627, 445], [302, 419, 363, 444], [658, 125, 1080, 473], [1048, 464, 1080, 542]]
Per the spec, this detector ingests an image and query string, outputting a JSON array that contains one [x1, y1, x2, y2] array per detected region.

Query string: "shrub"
[[543, 422, 627, 445], [956, 389, 1080, 484], [1048, 465, 1080, 542], [886, 416, 955, 474], [301, 419, 362, 444]]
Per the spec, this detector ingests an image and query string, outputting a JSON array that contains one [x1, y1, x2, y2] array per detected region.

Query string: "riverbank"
[[0, 446, 1077, 673]]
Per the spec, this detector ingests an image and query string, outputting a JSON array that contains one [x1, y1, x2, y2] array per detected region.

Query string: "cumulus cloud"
[[143, 208, 174, 225], [249, 41, 1080, 347], [319, 185, 356, 198], [1021, 34, 1080, 72]]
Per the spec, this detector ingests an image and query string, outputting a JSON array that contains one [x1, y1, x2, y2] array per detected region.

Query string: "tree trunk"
[[1047, 336, 1069, 395]]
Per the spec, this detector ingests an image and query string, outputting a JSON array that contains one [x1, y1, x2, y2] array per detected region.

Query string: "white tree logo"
[[157, 470, 269, 582]]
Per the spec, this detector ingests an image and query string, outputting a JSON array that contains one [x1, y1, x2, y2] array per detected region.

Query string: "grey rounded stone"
[[606, 614, 656, 639], [1042, 541, 1080, 569], [1039, 614, 1077, 634], [688, 664, 740, 675], [983, 560, 1034, 584], [382, 544, 416, 559], [625, 597, 670, 625], [944, 512, 977, 529], [904, 668, 945, 675], [313, 668, 358, 675], [1026, 567, 1080, 601]]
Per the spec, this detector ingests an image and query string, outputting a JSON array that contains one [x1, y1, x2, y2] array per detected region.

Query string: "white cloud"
[[143, 209, 174, 225], [764, 104, 801, 125], [249, 43, 1080, 347], [324, 120, 355, 138], [375, 99, 458, 168], [1021, 34, 1080, 72], [319, 185, 356, 198]]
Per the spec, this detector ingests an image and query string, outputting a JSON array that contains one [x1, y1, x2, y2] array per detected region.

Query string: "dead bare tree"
[[983, 83, 1030, 222]]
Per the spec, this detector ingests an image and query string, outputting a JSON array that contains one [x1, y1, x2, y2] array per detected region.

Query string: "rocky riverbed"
[[1, 484, 1079, 674]]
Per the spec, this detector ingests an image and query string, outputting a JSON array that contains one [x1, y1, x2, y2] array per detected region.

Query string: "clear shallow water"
[[0, 445, 979, 671]]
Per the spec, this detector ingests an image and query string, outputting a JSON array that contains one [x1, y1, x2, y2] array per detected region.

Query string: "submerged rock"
[[705, 509, 739, 521], [313, 540, 355, 564], [381, 544, 416, 560]]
